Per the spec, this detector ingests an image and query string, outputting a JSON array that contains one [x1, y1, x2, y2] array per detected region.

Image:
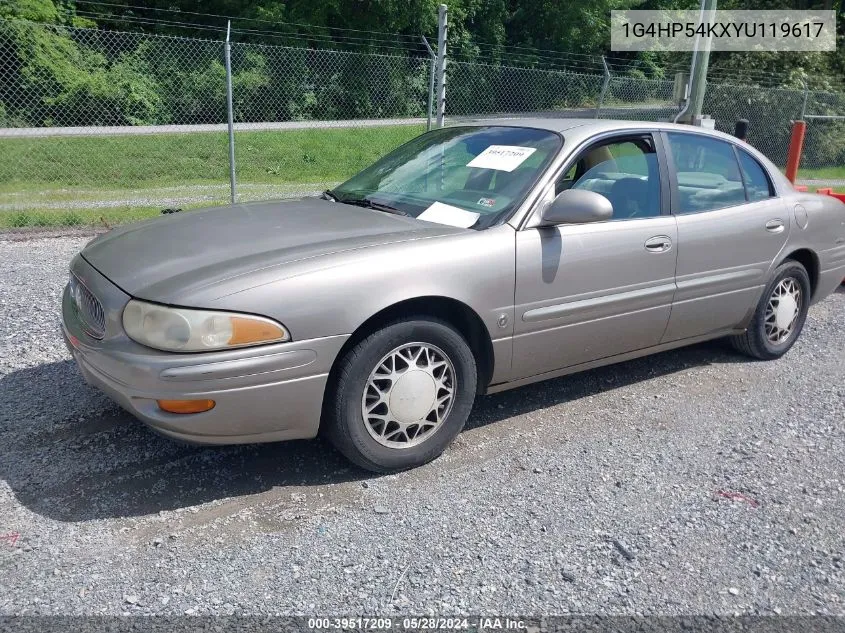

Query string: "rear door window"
[[666, 133, 746, 213]]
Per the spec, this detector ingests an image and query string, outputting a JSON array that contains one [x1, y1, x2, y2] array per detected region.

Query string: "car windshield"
[[329, 126, 562, 229]]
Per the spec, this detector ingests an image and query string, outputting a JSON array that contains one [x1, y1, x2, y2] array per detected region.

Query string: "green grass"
[[0, 125, 423, 191], [790, 166, 845, 193], [797, 165, 845, 182], [0, 125, 424, 227]]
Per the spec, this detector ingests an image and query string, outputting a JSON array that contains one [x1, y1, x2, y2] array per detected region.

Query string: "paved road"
[[0, 118, 427, 138], [0, 106, 676, 138]]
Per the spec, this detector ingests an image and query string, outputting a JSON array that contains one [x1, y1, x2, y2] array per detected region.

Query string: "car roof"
[[451, 117, 734, 139]]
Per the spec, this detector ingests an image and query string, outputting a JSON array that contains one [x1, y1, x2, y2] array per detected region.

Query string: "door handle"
[[644, 235, 672, 252], [765, 219, 785, 233]]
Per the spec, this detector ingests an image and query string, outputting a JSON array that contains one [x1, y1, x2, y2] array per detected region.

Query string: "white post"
[[435, 4, 448, 128]]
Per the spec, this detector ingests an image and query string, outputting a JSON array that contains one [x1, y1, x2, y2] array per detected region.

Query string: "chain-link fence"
[[1, 17, 844, 229], [0, 18, 430, 228], [446, 61, 606, 117], [801, 89, 845, 188], [0, 19, 232, 228], [600, 75, 679, 121], [229, 41, 431, 204]]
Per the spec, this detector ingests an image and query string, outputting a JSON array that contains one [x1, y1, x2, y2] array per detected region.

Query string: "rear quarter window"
[[736, 149, 775, 201]]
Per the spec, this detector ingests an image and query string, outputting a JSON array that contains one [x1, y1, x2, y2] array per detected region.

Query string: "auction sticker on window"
[[418, 202, 480, 228], [467, 145, 536, 172]]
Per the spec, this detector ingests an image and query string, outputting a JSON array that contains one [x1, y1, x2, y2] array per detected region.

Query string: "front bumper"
[[62, 255, 347, 444]]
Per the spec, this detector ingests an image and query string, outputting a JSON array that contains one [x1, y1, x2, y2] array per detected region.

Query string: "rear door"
[[661, 131, 790, 342]]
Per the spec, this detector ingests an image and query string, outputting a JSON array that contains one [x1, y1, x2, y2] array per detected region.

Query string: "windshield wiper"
[[340, 197, 410, 217]]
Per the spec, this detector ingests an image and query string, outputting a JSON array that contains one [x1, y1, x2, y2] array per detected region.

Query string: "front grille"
[[69, 274, 106, 339]]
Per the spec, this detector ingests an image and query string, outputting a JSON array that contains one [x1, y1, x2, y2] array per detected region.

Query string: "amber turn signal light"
[[228, 316, 286, 346], [157, 399, 216, 414]]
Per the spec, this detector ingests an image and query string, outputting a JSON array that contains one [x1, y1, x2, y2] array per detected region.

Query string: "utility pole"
[[435, 4, 448, 128], [676, 0, 716, 124]]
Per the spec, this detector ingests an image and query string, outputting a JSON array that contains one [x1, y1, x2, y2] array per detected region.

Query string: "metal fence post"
[[224, 21, 237, 205], [800, 79, 809, 120], [422, 36, 436, 131], [435, 4, 448, 128], [595, 56, 610, 119]]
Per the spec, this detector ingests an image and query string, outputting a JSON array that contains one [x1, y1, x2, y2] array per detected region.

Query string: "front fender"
[[203, 223, 517, 361]]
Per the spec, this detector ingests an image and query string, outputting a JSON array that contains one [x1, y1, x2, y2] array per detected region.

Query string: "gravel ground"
[[1, 236, 843, 617]]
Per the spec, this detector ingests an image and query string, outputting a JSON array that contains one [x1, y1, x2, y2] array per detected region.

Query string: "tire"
[[323, 317, 477, 473], [729, 259, 811, 360]]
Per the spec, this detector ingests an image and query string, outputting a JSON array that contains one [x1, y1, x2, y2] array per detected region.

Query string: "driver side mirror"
[[536, 189, 613, 226]]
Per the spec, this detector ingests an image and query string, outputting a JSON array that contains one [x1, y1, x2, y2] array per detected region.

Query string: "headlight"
[[122, 299, 290, 352]]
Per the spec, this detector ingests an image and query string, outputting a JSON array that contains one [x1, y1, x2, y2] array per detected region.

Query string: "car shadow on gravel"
[[1, 340, 747, 523], [466, 338, 751, 432]]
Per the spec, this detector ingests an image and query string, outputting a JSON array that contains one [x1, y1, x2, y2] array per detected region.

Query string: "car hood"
[[82, 198, 463, 303]]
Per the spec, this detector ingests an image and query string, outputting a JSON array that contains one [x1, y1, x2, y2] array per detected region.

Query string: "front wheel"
[[729, 259, 811, 360], [323, 318, 477, 473]]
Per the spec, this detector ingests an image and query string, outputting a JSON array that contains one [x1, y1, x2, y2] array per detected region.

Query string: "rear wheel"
[[729, 260, 811, 360], [323, 318, 477, 472]]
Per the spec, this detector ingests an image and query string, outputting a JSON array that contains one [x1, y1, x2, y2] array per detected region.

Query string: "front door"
[[512, 133, 678, 380]]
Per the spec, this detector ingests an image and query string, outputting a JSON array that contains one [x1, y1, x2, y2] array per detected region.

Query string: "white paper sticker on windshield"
[[417, 202, 480, 228], [466, 145, 537, 172]]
